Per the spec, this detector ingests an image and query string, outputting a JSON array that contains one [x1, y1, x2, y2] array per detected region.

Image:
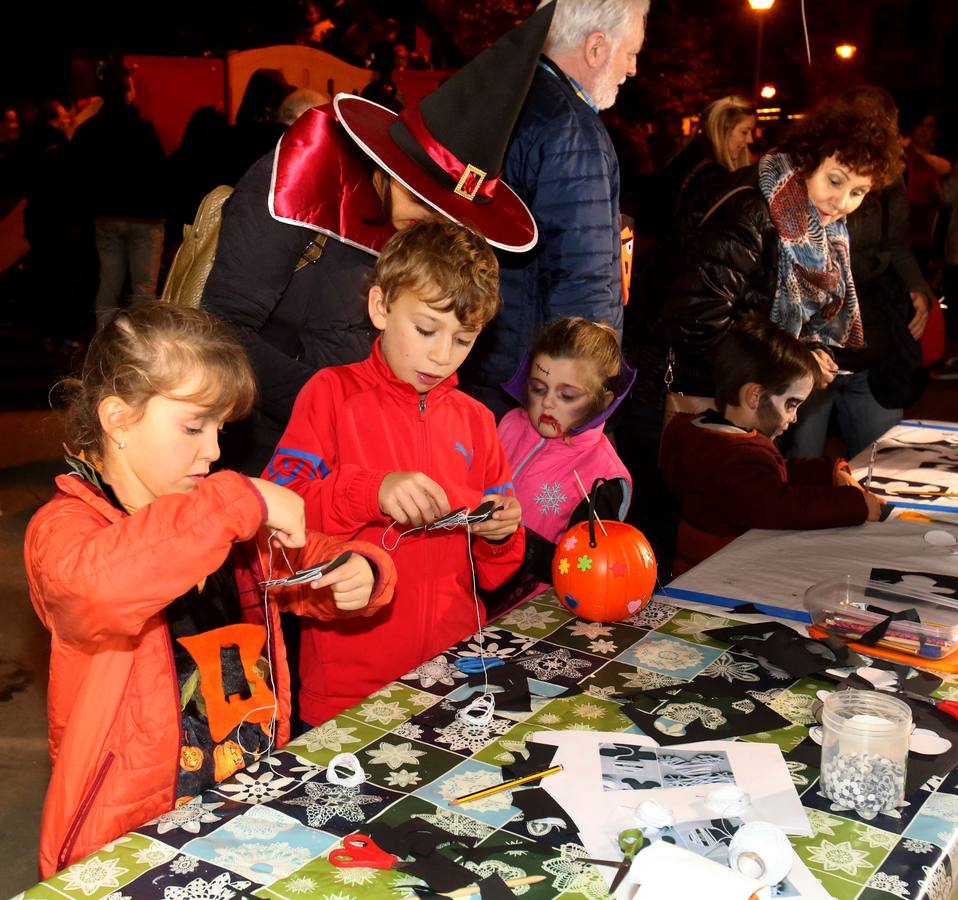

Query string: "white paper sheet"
[[529, 731, 828, 900]]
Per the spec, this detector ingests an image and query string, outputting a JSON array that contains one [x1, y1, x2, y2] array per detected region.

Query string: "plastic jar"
[[819, 690, 911, 820]]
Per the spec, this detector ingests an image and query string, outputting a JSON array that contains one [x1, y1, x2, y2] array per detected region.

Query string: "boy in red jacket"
[[267, 221, 524, 723], [661, 314, 883, 576]]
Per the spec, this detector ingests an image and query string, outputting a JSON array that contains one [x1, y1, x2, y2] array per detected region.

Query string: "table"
[[20, 589, 958, 900], [664, 419, 958, 620]]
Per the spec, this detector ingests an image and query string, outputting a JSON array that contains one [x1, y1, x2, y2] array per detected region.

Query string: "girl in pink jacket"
[[489, 317, 634, 613]]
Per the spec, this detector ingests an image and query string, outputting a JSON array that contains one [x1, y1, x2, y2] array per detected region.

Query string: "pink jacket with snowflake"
[[497, 408, 631, 544]]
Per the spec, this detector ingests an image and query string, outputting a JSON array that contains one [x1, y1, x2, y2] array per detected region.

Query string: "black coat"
[[628, 165, 778, 402], [202, 153, 378, 472]]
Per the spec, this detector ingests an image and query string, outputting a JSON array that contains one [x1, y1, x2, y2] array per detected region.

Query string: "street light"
[[747, 0, 776, 99], [835, 44, 857, 60], [760, 84, 777, 99]]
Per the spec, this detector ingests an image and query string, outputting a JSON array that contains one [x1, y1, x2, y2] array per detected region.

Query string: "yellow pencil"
[[449, 764, 563, 806], [436, 875, 547, 897], [891, 490, 958, 497]]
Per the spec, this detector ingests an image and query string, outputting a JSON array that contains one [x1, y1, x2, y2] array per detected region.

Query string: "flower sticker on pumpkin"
[[563, 534, 578, 551], [558, 558, 570, 575], [577, 555, 593, 572]]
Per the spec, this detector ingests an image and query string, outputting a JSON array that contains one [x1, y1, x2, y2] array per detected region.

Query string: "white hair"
[[277, 88, 330, 125], [538, 0, 650, 55]]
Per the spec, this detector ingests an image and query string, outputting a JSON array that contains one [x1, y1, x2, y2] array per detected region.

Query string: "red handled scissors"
[[328, 833, 410, 870]]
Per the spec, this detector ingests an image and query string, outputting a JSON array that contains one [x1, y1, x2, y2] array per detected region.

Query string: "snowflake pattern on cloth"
[[620, 668, 684, 690], [216, 771, 294, 804], [401, 654, 467, 689], [289, 720, 361, 754], [516, 648, 593, 681], [628, 598, 677, 629], [463, 859, 530, 894], [57, 858, 130, 896], [212, 841, 313, 884], [221, 806, 299, 842], [534, 481, 568, 515], [151, 798, 225, 835], [541, 843, 610, 900], [365, 740, 427, 770], [434, 715, 512, 753], [699, 653, 762, 683], [632, 638, 705, 672], [804, 839, 873, 875], [438, 771, 515, 812], [866, 871, 911, 898], [282, 782, 380, 829], [163, 872, 248, 900]]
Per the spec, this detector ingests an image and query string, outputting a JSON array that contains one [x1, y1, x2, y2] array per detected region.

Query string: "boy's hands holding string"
[[249, 477, 307, 547], [469, 495, 522, 542], [308, 554, 377, 612], [379, 471, 450, 526]]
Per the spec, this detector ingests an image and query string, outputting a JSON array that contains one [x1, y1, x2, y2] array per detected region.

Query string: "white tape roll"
[[728, 821, 794, 887]]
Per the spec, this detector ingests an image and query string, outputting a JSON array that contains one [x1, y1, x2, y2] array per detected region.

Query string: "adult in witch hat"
[[462, 0, 650, 415], [203, 3, 555, 475]]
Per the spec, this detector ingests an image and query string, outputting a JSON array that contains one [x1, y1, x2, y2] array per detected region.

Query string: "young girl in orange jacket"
[[23, 303, 395, 878]]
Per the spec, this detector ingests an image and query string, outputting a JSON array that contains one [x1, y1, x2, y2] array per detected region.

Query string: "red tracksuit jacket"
[[267, 339, 525, 723]]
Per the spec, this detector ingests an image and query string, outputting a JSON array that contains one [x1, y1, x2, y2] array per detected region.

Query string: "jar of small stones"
[[820, 690, 911, 820]]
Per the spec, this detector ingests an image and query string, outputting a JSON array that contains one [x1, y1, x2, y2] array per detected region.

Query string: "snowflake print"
[[133, 841, 177, 866], [365, 740, 426, 770], [805, 839, 872, 875], [435, 715, 511, 753], [459, 628, 534, 660], [629, 599, 676, 629], [588, 639, 617, 654], [922, 861, 954, 900], [805, 809, 843, 837], [222, 807, 298, 841], [417, 809, 493, 840], [668, 613, 729, 642], [572, 702, 606, 720], [282, 782, 380, 829], [903, 838, 936, 854], [500, 606, 560, 632], [333, 866, 379, 887], [393, 722, 424, 740], [535, 482, 567, 515], [633, 638, 704, 672], [568, 621, 613, 640], [385, 769, 422, 788], [576, 555, 593, 572], [516, 648, 592, 681], [922, 792, 958, 823], [563, 534, 579, 551], [103, 893, 131, 900], [438, 771, 514, 812], [291, 720, 361, 754], [767, 690, 816, 725], [354, 698, 409, 725], [537, 712, 562, 725], [169, 856, 201, 875], [285, 876, 319, 894], [288, 760, 325, 783], [401, 654, 466, 688], [699, 653, 761, 683], [585, 684, 619, 701], [558, 558, 570, 575], [786, 760, 809, 787], [164, 873, 244, 900], [59, 858, 130, 897], [866, 872, 911, 898], [859, 829, 898, 850], [217, 770, 294, 804], [213, 841, 311, 881], [620, 668, 684, 690], [541, 843, 609, 900], [152, 798, 224, 835], [464, 860, 529, 894]]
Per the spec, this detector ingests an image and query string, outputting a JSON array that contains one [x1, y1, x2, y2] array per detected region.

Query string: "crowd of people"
[[9, 0, 958, 879]]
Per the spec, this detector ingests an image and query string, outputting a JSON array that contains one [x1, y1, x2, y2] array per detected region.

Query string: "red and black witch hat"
[[333, 2, 555, 252]]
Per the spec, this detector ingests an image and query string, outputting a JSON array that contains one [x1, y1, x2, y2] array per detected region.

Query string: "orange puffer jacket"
[[24, 470, 395, 878]]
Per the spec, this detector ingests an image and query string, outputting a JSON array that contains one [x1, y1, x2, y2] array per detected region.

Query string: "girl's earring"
[[118, 439, 127, 450]]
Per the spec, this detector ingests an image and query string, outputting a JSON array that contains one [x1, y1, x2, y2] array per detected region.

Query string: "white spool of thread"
[[326, 752, 367, 787], [705, 785, 751, 818]]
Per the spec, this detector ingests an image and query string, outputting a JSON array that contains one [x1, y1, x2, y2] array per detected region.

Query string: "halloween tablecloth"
[[18, 592, 958, 900]]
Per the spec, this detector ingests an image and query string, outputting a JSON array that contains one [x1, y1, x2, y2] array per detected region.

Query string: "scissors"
[[328, 833, 411, 870], [578, 828, 644, 893]]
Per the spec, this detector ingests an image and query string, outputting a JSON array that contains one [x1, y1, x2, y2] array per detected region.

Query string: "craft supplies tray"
[[805, 576, 958, 671]]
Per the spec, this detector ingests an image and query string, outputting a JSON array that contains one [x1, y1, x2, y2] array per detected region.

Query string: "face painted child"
[[527, 354, 612, 440]]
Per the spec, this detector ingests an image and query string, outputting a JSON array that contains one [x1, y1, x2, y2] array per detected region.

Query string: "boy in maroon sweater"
[[660, 314, 883, 575]]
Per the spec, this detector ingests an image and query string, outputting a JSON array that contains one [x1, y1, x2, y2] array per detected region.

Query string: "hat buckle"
[[454, 163, 487, 201]]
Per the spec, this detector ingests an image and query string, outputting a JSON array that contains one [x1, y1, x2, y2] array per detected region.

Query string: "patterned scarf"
[[758, 152, 864, 349]]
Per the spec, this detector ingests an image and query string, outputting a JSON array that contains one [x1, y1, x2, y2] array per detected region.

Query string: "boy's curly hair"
[[373, 220, 501, 330], [782, 95, 903, 190]]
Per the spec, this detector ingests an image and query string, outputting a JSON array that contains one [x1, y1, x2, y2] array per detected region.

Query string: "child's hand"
[[469, 495, 521, 542], [310, 554, 376, 612], [834, 467, 863, 491], [249, 477, 306, 547], [864, 490, 885, 522], [379, 472, 450, 526]]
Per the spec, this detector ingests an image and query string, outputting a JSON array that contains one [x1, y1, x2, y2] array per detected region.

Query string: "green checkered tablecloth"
[[20, 592, 958, 900]]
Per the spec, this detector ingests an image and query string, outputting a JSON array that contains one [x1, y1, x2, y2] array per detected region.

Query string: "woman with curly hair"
[[655, 94, 903, 398]]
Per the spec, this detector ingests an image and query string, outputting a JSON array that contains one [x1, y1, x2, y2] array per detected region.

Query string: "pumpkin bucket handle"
[[587, 477, 610, 548]]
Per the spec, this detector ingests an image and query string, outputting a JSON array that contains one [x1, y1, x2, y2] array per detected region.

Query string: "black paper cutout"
[[465, 664, 533, 712], [511, 785, 578, 833], [477, 873, 516, 899], [402, 853, 483, 892], [368, 818, 476, 858], [502, 741, 559, 780]]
